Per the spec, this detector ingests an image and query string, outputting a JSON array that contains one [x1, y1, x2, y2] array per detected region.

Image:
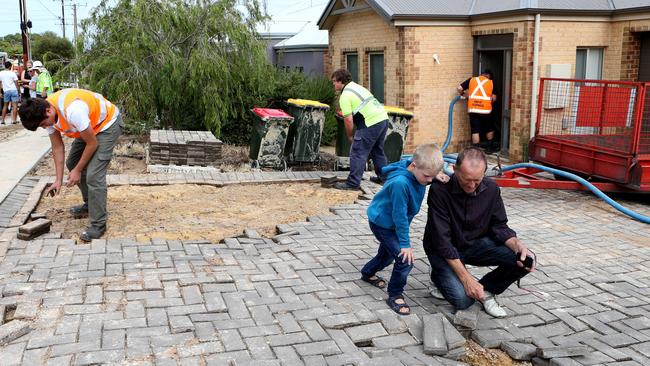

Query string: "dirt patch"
[[0, 123, 23, 143], [34, 182, 359, 243], [463, 340, 531, 366], [30, 135, 148, 176]]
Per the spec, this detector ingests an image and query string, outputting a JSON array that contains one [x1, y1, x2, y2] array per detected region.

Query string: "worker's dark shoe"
[[333, 182, 360, 191], [70, 203, 89, 219], [79, 225, 106, 242], [486, 141, 500, 153], [369, 176, 385, 185]]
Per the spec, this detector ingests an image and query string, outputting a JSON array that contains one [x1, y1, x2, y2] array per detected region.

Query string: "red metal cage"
[[528, 78, 650, 191]]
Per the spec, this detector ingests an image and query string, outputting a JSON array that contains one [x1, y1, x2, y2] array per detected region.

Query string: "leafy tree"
[[0, 32, 73, 76], [0, 34, 22, 56], [68, 0, 274, 140], [31, 32, 74, 75]]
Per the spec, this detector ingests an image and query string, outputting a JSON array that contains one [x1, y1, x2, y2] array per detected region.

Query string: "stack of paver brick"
[[17, 218, 51, 240], [149, 130, 222, 166]]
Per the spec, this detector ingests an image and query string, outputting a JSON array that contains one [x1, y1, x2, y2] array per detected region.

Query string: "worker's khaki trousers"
[[66, 116, 123, 229]]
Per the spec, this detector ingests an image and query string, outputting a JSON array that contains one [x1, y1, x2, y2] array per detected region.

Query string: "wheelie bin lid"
[[252, 108, 294, 121], [384, 106, 414, 117], [286, 98, 330, 109]]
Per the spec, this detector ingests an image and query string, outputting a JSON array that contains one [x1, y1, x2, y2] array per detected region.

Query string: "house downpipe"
[[529, 13, 541, 140]]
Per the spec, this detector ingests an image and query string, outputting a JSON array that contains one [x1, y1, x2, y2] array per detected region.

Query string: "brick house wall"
[[616, 20, 650, 81], [403, 26, 473, 153], [328, 6, 400, 106], [325, 8, 650, 161]]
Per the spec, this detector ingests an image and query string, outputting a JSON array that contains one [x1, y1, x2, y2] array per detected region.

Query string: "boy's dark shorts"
[[469, 113, 495, 135]]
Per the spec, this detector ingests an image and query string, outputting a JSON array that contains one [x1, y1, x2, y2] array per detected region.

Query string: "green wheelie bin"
[[334, 111, 355, 170], [283, 98, 330, 164], [383, 106, 414, 163], [249, 108, 294, 170]]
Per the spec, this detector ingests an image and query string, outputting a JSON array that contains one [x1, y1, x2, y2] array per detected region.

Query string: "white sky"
[[0, 0, 328, 39]]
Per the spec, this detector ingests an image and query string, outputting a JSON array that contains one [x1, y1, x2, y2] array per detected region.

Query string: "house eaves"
[[318, 0, 650, 29]]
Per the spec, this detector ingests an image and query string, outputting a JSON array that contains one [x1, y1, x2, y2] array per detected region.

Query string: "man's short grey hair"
[[456, 146, 487, 171], [412, 143, 443, 172]]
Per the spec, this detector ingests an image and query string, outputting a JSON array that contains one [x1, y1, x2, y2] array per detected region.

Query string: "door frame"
[[473, 34, 514, 155]]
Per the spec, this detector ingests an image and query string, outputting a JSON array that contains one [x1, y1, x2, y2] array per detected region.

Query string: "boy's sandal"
[[386, 295, 410, 315], [361, 275, 386, 289]]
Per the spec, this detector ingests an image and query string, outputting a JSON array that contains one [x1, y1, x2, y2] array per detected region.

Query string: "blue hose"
[[401, 95, 462, 160], [501, 163, 650, 224], [442, 95, 463, 153]]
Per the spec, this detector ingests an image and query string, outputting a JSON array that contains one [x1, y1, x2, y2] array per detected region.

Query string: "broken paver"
[[453, 303, 481, 329], [344, 323, 388, 344], [471, 328, 516, 348], [537, 345, 591, 358], [442, 315, 466, 350], [423, 314, 447, 355], [0, 320, 32, 346], [501, 341, 537, 361], [18, 218, 51, 234]]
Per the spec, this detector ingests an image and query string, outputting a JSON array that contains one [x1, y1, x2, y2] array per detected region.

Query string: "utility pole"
[[61, 0, 66, 39], [19, 0, 32, 65], [73, 3, 78, 46]]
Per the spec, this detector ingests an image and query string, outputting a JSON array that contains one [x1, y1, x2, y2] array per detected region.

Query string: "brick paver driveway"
[[0, 173, 649, 365]]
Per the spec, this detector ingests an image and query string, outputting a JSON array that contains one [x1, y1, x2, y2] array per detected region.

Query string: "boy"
[[361, 143, 445, 315]]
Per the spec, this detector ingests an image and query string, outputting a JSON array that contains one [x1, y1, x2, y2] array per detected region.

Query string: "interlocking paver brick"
[[170, 315, 195, 333], [267, 332, 310, 347], [371, 333, 419, 349], [537, 345, 591, 358], [471, 328, 516, 348], [344, 323, 387, 344], [318, 313, 361, 329], [501, 341, 537, 361], [422, 314, 447, 355], [0, 320, 31, 346], [294, 340, 341, 357]]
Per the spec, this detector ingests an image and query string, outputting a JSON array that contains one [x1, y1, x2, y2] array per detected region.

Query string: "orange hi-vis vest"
[[467, 76, 493, 114], [47, 88, 117, 138]]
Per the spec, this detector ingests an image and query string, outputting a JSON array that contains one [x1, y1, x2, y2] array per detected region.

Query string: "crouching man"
[[19, 88, 122, 242], [424, 147, 536, 317]]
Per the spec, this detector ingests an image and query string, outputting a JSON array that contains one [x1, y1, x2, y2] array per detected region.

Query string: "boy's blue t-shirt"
[[366, 159, 427, 248]]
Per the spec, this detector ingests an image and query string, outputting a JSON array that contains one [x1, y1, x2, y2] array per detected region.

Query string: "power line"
[[33, 0, 61, 19], [0, 18, 58, 24], [278, 1, 328, 16]]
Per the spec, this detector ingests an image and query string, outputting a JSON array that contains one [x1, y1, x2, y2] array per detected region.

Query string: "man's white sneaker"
[[430, 286, 445, 300], [482, 291, 507, 318]]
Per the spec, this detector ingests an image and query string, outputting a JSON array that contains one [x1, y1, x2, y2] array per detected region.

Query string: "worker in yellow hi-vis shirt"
[[331, 68, 389, 190]]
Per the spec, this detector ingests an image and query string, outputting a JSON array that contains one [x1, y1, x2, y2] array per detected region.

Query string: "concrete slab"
[[0, 129, 50, 204]]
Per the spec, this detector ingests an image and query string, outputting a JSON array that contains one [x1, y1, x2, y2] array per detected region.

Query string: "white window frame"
[[576, 47, 604, 80]]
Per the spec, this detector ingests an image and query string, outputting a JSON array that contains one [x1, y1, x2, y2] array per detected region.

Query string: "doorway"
[[639, 32, 650, 82], [474, 35, 513, 155]]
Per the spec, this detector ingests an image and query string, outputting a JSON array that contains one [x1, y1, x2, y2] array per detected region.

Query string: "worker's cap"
[[30, 61, 43, 70]]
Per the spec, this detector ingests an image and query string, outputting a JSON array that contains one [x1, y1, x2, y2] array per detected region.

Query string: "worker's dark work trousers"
[[66, 116, 123, 229], [427, 236, 530, 310], [347, 119, 388, 187]]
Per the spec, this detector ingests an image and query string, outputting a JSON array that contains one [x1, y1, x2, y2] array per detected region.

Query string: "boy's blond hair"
[[412, 143, 444, 172]]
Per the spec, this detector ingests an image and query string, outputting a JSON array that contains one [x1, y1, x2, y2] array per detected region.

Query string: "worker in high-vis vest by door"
[[457, 70, 498, 153], [331, 68, 389, 190], [19, 88, 123, 242]]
